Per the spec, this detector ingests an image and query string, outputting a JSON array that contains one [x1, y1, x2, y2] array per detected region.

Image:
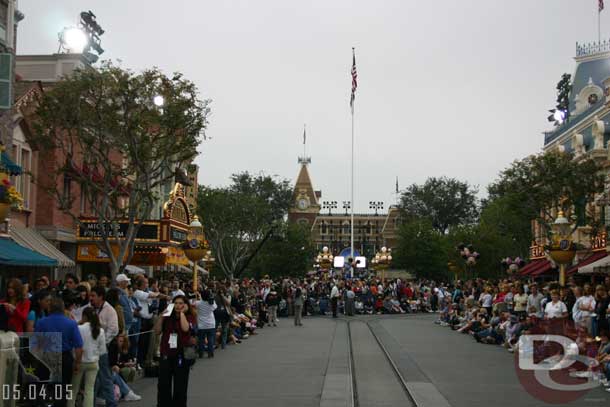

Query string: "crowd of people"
[[0, 272, 316, 407], [431, 276, 610, 392], [7, 269, 610, 405]]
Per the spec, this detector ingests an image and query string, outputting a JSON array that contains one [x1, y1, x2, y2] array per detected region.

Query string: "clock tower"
[[288, 156, 320, 228]]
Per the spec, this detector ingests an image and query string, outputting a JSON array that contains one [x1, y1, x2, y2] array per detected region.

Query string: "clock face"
[[297, 198, 309, 210]]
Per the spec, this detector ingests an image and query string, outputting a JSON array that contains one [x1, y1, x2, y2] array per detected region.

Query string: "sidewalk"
[[127, 317, 337, 407]]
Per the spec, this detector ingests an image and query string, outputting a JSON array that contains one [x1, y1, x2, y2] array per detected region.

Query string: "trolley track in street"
[[346, 319, 416, 407]]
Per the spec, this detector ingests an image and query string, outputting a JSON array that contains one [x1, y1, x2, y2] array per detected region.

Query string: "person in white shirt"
[[89, 286, 119, 407], [69, 307, 106, 407], [133, 276, 168, 367], [527, 284, 545, 318], [545, 290, 568, 319], [573, 286, 596, 332], [330, 283, 340, 318], [192, 289, 217, 358]]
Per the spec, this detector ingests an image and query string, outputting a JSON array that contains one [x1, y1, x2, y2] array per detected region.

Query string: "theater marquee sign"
[[75, 182, 194, 266], [77, 221, 160, 241]]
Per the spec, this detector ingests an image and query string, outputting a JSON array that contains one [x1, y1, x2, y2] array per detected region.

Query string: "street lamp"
[[59, 27, 88, 53], [342, 201, 351, 215], [448, 261, 460, 284], [58, 10, 105, 64], [547, 210, 576, 287], [153, 95, 165, 107], [371, 246, 392, 282], [315, 246, 334, 274], [183, 216, 207, 291], [322, 201, 337, 215], [369, 201, 384, 215]]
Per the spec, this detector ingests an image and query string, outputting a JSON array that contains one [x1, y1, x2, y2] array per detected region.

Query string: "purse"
[[183, 345, 197, 361]]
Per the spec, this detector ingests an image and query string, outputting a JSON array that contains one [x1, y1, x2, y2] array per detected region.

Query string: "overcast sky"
[[15, 0, 607, 211]]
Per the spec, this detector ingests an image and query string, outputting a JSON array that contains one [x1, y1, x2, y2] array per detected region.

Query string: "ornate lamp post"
[[371, 246, 392, 282], [547, 211, 576, 287], [448, 261, 460, 284], [315, 246, 334, 274], [182, 216, 208, 291]]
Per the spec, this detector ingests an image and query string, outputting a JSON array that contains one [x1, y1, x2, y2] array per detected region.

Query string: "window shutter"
[[0, 53, 12, 109]]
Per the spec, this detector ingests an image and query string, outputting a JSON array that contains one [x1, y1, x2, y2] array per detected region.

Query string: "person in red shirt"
[[154, 294, 196, 407], [1, 278, 30, 333]]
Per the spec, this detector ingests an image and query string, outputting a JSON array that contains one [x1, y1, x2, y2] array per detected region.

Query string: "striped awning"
[[579, 255, 610, 274], [566, 252, 607, 275], [10, 225, 75, 268], [0, 238, 56, 267], [519, 259, 545, 276]]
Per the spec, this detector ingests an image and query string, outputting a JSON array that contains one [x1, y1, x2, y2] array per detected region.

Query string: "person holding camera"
[[154, 295, 196, 407], [192, 289, 217, 358]]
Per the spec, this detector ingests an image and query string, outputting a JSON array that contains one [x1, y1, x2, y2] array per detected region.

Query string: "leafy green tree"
[[488, 151, 605, 238], [393, 219, 451, 281], [30, 62, 210, 277], [198, 172, 293, 279], [399, 177, 478, 234], [248, 223, 315, 279]]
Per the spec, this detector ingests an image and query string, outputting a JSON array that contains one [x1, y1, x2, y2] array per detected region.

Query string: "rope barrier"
[[0, 329, 157, 352]]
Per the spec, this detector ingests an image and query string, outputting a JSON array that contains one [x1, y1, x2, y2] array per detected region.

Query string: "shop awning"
[[177, 263, 208, 275], [0, 238, 57, 267], [0, 152, 21, 176], [125, 265, 145, 275], [579, 255, 610, 274], [530, 260, 556, 277], [566, 252, 607, 275], [519, 259, 544, 276], [10, 226, 75, 268]]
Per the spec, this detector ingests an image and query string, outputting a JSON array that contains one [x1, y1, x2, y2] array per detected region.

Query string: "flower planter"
[[0, 203, 10, 221]]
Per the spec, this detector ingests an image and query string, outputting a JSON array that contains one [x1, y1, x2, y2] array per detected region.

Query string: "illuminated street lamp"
[[547, 210, 576, 287], [315, 246, 334, 272], [183, 216, 207, 291], [371, 246, 392, 282], [59, 27, 88, 53], [153, 95, 165, 107]]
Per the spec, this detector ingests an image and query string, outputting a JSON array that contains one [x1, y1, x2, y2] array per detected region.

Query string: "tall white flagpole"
[[350, 47, 356, 266], [350, 95, 355, 263]]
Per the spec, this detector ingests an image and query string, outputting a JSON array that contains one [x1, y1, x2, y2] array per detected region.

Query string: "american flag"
[[350, 48, 357, 111], [601, 0, 605, 12]]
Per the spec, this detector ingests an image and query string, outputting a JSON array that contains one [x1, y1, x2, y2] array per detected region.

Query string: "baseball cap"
[[116, 273, 131, 283]]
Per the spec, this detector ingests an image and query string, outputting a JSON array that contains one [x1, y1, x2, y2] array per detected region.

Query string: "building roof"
[[292, 164, 319, 206], [545, 45, 610, 146]]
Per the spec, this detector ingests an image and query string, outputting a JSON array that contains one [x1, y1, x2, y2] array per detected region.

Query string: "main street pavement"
[[127, 314, 610, 407]]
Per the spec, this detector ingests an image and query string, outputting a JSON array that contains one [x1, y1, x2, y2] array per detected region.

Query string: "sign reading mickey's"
[[78, 221, 159, 241]]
